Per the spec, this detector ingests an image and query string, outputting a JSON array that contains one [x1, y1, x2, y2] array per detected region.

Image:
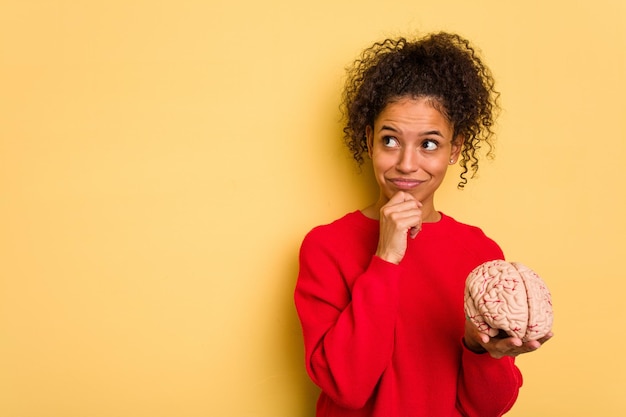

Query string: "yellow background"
[[1, 1, 624, 416]]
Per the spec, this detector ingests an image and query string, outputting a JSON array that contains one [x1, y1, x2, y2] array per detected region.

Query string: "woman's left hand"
[[463, 319, 553, 359]]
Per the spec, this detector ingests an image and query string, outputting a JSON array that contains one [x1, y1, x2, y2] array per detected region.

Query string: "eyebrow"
[[379, 125, 445, 137], [379, 125, 400, 133]]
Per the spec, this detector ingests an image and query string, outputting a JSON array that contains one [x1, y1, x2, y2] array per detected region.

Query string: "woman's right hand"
[[376, 192, 423, 265]]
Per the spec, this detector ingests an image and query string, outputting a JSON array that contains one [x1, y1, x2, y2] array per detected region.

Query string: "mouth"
[[387, 178, 424, 190]]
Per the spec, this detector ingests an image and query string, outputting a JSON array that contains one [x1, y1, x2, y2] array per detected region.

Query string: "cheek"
[[371, 151, 396, 172], [408, 161, 446, 184], [425, 156, 451, 173], [372, 159, 392, 179]]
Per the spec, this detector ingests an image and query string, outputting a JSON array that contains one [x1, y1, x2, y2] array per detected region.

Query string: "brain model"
[[464, 260, 553, 342]]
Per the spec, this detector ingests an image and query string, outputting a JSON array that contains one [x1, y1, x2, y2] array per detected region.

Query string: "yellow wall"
[[1, 1, 624, 416]]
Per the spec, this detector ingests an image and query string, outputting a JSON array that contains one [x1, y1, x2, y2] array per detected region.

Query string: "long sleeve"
[[456, 347, 523, 417], [294, 212, 525, 417], [295, 229, 400, 409]]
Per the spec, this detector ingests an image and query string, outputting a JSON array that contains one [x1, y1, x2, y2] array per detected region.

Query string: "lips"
[[388, 178, 424, 190]]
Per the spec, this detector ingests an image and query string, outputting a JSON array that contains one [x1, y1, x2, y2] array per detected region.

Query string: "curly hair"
[[341, 32, 500, 188]]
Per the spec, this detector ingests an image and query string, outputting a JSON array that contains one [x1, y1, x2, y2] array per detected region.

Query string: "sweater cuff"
[[369, 255, 403, 278]]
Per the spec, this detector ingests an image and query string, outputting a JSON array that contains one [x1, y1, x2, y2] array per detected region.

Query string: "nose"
[[397, 148, 420, 173]]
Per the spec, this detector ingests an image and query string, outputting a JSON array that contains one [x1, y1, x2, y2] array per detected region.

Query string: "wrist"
[[375, 251, 402, 265], [375, 242, 405, 265], [462, 337, 487, 354]]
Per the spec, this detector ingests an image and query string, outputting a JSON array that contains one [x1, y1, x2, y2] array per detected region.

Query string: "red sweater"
[[295, 211, 522, 417]]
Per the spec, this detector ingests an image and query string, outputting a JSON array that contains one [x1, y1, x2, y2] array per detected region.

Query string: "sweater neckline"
[[354, 209, 449, 228]]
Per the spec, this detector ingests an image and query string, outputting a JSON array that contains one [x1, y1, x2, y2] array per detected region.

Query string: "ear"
[[450, 134, 463, 164], [365, 125, 374, 158]]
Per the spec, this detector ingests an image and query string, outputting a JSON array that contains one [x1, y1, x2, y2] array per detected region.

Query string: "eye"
[[382, 136, 400, 148], [421, 139, 438, 151]]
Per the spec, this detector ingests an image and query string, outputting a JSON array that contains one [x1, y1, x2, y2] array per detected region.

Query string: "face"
[[366, 97, 461, 211]]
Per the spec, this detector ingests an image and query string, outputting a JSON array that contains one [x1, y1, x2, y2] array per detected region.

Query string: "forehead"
[[374, 97, 453, 135]]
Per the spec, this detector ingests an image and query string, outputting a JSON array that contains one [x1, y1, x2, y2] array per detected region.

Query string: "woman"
[[294, 32, 552, 417]]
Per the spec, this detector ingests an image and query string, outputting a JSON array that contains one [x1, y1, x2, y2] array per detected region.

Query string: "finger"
[[485, 337, 522, 358], [380, 198, 421, 222], [465, 318, 489, 344], [386, 191, 423, 207], [505, 339, 540, 356], [394, 213, 422, 237], [400, 192, 422, 206], [388, 191, 411, 205], [508, 337, 523, 348], [491, 338, 519, 352], [383, 206, 423, 231], [383, 199, 422, 215], [381, 196, 423, 240], [537, 332, 554, 344]]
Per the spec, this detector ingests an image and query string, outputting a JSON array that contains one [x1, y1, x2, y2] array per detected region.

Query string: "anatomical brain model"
[[464, 260, 553, 342]]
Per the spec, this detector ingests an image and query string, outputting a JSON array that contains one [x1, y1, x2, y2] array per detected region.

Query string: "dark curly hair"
[[341, 32, 500, 188]]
